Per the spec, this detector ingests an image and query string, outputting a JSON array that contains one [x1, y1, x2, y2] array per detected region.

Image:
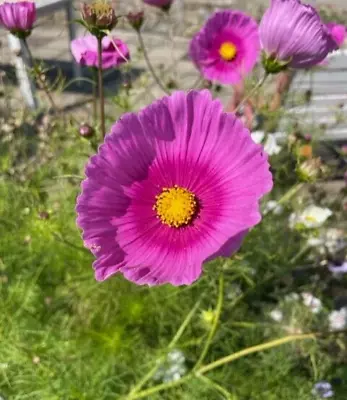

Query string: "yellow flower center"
[[305, 215, 317, 223], [91, 1, 113, 16], [153, 186, 197, 228], [219, 42, 237, 61]]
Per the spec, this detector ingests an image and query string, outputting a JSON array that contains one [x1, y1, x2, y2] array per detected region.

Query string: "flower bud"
[[81, 1, 117, 37], [297, 144, 313, 159], [79, 123, 95, 138], [38, 211, 50, 220], [296, 157, 322, 182], [126, 11, 144, 32]]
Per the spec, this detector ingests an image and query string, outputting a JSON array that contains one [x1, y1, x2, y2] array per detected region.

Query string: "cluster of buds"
[[296, 157, 325, 182], [81, 1, 117, 38]]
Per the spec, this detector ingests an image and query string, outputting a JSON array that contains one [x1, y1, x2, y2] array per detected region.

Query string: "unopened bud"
[[126, 11, 144, 31], [297, 157, 323, 182], [81, 1, 117, 36], [79, 123, 94, 138]]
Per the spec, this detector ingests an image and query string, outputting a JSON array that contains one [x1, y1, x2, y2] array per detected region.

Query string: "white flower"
[[269, 309, 283, 322], [328, 308, 347, 331], [307, 229, 346, 255], [167, 350, 185, 365], [251, 131, 282, 156], [307, 237, 324, 247], [264, 200, 284, 215], [328, 261, 347, 277], [302, 292, 322, 314], [312, 381, 334, 398], [290, 206, 333, 229], [154, 349, 187, 383], [284, 293, 300, 302]]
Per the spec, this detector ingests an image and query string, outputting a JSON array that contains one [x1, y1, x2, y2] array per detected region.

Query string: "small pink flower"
[[0, 1, 36, 37], [326, 23, 346, 47], [189, 11, 260, 85], [76, 90, 273, 286], [70, 35, 130, 69], [143, 0, 173, 11], [259, 0, 338, 70]]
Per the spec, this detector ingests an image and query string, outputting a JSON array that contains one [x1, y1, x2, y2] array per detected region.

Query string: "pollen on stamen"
[[153, 186, 198, 228]]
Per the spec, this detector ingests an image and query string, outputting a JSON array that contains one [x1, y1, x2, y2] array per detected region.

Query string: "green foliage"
[[0, 114, 346, 400]]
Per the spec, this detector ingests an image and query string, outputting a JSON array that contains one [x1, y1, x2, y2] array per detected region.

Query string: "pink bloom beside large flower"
[[71, 35, 130, 69], [189, 11, 260, 85], [259, 0, 338, 69], [326, 23, 346, 47], [318, 23, 346, 66], [76, 90, 273, 286], [0, 1, 36, 35]]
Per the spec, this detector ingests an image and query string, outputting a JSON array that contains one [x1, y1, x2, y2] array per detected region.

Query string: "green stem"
[[196, 374, 234, 399], [97, 36, 106, 139], [127, 298, 202, 397], [198, 333, 315, 374], [128, 333, 316, 399], [92, 67, 98, 124], [22, 38, 58, 113], [127, 374, 191, 399], [108, 35, 129, 64], [277, 183, 304, 205], [234, 73, 268, 114], [194, 272, 224, 370], [137, 31, 170, 95], [289, 244, 310, 265]]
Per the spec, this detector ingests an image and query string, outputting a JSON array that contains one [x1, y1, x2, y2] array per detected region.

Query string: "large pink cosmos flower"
[[189, 11, 260, 85], [0, 1, 36, 37], [76, 90, 272, 286], [259, 0, 338, 71], [71, 35, 130, 70]]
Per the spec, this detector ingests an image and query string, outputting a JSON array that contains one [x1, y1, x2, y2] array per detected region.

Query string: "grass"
[[0, 109, 347, 400]]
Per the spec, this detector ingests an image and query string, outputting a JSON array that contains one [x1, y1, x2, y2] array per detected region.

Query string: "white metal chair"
[[7, 0, 81, 109]]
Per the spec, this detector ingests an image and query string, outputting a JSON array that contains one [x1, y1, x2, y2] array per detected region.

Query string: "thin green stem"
[[127, 374, 191, 399], [169, 298, 202, 349], [277, 183, 304, 205], [194, 273, 224, 370], [97, 36, 106, 139], [108, 35, 129, 63], [198, 333, 315, 374], [289, 244, 310, 265], [92, 67, 98, 124], [196, 374, 234, 399], [127, 298, 202, 397], [22, 38, 59, 113], [137, 31, 170, 95], [234, 73, 268, 114], [128, 332, 317, 399]]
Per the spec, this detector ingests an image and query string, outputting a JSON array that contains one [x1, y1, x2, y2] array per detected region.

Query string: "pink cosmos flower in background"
[[326, 23, 346, 47], [71, 35, 130, 69], [76, 90, 273, 286], [143, 0, 173, 10], [189, 10, 260, 85], [259, 0, 338, 71], [0, 1, 36, 37], [318, 23, 345, 66]]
